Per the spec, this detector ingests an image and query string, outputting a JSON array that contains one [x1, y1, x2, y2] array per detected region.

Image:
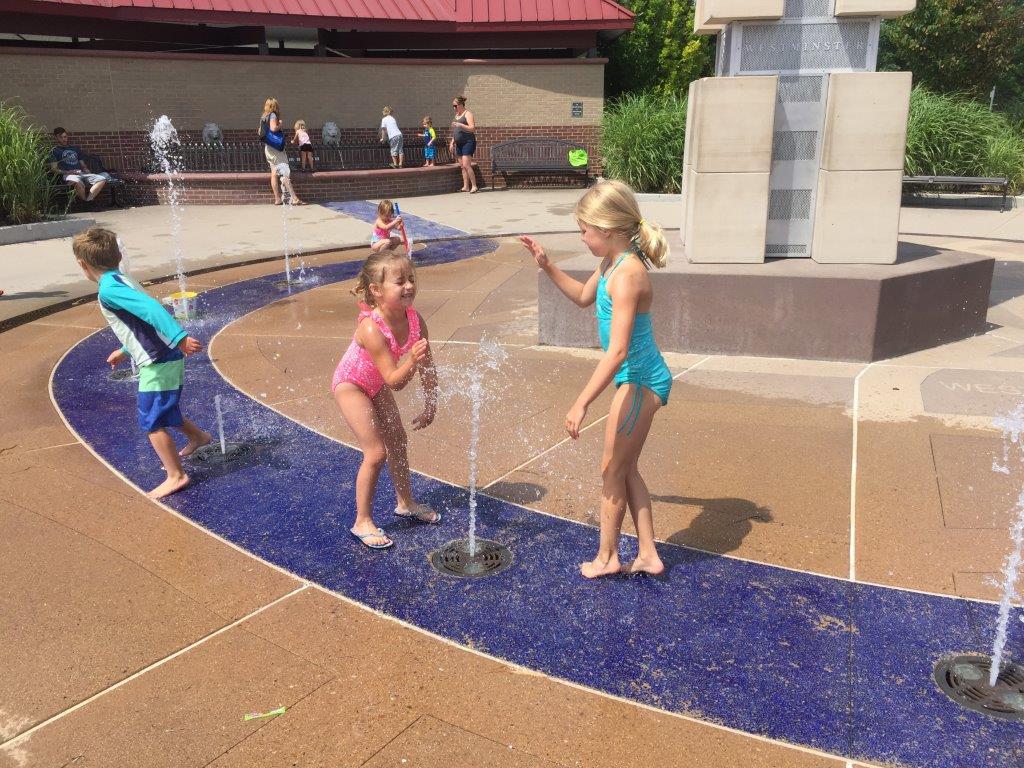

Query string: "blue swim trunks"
[[137, 358, 185, 432]]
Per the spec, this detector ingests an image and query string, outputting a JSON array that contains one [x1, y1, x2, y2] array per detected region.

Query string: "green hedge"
[[601, 91, 687, 194], [0, 102, 66, 226], [602, 86, 1024, 195]]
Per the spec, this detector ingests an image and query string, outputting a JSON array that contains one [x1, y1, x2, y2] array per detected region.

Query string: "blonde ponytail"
[[633, 218, 668, 269], [574, 179, 669, 269]]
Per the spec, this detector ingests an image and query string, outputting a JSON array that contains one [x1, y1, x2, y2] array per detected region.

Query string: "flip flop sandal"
[[394, 505, 442, 524], [350, 527, 393, 549]]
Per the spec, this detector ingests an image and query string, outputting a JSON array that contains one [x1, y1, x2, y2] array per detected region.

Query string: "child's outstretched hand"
[[107, 349, 128, 369], [519, 236, 549, 269], [409, 338, 430, 366], [178, 336, 203, 356]]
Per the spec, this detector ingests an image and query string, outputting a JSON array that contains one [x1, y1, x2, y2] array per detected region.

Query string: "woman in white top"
[[379, 107, 404, 168]]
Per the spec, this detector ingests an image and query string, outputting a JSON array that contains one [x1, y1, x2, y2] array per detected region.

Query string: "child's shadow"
[[656, 494, 773, 565]]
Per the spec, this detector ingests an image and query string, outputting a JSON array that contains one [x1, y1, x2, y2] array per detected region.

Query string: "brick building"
[[0, 0, 632, 202]]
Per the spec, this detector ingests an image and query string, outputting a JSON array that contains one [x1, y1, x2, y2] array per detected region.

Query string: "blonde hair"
[[294, 119, 306, 131], [422, 115, 433, 126], [377, 199, 395, 219], [263, 98, 281, 118], [351, 251, 413, 308], [574, 180, 668, 269], [72, 227, 121, 271], [382, 106, 393, 116]]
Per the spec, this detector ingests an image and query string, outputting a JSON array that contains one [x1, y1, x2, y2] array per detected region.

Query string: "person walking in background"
[[380, 107, 404, 168], [421, 116, 436, 167], [449, 96, 477, 193], [292, 119, 315, 172], [259, 98, 305, 205]]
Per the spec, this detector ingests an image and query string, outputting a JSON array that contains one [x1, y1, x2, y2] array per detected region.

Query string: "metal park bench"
[[902, 175, 1010, 212], [48, 152, 126, 209], [160, 140, 453, 173], [490, 138, 590, 188]]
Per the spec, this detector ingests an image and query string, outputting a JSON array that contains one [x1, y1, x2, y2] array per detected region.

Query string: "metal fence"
[[144, 140, 454, 173]]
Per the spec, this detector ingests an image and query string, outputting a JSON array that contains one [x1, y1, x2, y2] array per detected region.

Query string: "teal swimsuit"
[[596, 253, 673, 420]]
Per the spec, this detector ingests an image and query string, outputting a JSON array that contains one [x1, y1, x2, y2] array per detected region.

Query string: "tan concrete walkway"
[[2, 189, 1021, 325]]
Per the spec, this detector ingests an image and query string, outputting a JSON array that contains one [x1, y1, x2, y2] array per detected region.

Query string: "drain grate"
[[191, 442, 255, 465], [934, 654, 1024, 720], [107, 369, 139, 382], [429, 538, 513, 579]]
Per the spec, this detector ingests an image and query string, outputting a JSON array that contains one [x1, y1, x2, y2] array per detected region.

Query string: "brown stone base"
[[539, 242, 995, 362]]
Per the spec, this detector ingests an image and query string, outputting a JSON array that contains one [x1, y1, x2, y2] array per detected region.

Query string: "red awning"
[[20, 0, 633, 27]]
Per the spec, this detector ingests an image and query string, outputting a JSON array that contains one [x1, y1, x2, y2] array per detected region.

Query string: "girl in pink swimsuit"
[[332, 250, 440, 550]]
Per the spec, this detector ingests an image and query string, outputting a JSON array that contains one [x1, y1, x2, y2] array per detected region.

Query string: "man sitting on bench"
[[50, 127, 111, 202]]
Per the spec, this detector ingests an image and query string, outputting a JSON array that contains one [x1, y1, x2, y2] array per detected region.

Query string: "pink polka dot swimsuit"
[[331, 307, 421, 398]]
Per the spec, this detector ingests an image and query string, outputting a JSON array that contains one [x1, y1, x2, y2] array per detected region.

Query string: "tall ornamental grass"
[[905, 86, 1024, 192], [601, 92, 686, 193], [0, 102, 64, 226]]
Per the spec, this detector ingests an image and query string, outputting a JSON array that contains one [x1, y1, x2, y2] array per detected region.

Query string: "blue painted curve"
[[51, 232, 1023, 767]]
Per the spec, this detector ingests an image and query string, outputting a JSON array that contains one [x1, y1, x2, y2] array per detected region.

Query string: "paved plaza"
[[1, 191, 1023, 767]]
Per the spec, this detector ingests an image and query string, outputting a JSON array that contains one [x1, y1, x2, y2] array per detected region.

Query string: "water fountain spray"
[[429, 338, 514, 578], [933, 405, 1024, 720]]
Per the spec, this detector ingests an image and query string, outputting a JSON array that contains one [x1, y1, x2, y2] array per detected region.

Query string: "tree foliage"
[[601, 0, 714, 97], [879, 0, 1024, 100]]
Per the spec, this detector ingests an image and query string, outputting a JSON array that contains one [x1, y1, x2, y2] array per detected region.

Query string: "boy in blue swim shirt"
[[73, 227, 211, 499]]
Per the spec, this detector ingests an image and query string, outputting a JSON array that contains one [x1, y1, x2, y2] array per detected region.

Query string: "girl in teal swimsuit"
[[520, 180, 671, 579]]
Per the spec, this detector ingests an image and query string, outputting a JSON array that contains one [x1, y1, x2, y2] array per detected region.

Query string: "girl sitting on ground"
[[370, 199, 405, 253], [331, 250, 441, 549], [519, 180, 672, 578]]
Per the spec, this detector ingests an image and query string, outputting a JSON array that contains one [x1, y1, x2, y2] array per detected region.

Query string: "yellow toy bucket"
[[162, 290, 198, 321]]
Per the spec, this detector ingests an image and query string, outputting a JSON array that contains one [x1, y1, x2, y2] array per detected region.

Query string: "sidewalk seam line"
[[0, 584, 309, 751]]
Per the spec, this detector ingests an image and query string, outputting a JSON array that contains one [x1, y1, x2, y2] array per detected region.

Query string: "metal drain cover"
[[191, 442, 255, 465], [107, 369, 139, 382], [934, 654, 1024, 720], [429, 538, 513, 578]]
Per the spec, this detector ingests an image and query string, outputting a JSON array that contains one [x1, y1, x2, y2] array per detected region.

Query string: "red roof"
[[21, 0, 633, 28]]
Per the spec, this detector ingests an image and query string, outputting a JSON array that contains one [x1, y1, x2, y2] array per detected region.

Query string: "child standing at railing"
[[421, 116, 436, 167], [292, 119, 314, 172]]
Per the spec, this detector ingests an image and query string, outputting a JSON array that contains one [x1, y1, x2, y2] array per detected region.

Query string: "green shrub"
[[905, 86, 1024, 192], [0, 102, 66, 226], [601, 92, 686, 193]]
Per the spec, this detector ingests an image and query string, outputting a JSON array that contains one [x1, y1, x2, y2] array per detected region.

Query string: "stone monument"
[[537, 0, 995, 361], [685, 0, 913, 264]]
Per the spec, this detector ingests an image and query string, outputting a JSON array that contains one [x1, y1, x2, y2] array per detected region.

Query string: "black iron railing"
[[143, 140, 454, 173]]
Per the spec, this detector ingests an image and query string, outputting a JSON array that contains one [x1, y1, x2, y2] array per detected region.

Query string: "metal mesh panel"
[[777, 75, 823, 103], [783, 0, 832, 17], [772, 131, 818, 161], [768, 189, 813, 220], [739, 21, 871, 72], [766, 244, 808, 254]]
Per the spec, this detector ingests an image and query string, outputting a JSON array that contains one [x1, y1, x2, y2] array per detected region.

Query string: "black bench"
[[902, 175, 1010, 212], [47, 152, 126, 209], [490, 138, 590, 188]]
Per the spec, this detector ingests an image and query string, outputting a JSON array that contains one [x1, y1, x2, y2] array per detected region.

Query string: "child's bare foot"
[[580, 554, 621, 579], [621, 555, 665, 576], [179, 431, 213, 457], [147, 473, 190, 499]]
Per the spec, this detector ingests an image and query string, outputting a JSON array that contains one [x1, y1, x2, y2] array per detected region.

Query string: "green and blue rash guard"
[[97, 270, 187, 367]]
